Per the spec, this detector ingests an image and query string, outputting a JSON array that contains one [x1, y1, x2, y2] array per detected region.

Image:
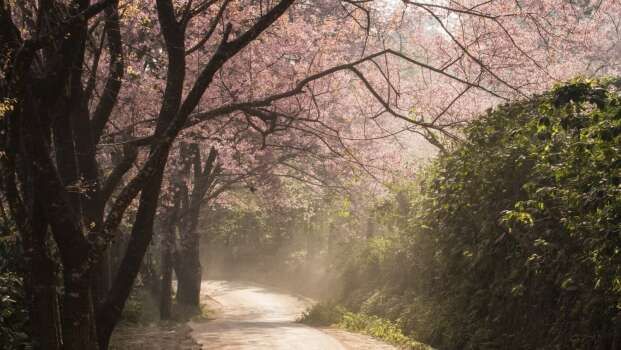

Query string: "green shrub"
[[299, 301, 432, 349], [298, 301, 346, 326], [338, 78, 621, 350], [338, 312, 432, 350], [0, 272, 30, 349], [120, 288, 159, 324], [0, 225, 30, 349], [414, 77, 621, 349]]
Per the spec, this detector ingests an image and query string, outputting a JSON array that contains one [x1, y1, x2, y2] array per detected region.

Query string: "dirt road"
[[189, 280, 395, 349]]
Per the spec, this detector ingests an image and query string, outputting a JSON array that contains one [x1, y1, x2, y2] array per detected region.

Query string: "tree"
[[157, 121, 339, 315], [1, 1, 303, 348], [158, 143, 219, 317]]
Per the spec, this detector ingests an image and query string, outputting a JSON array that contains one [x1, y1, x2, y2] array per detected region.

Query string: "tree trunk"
[[93, 248, 112, 307], [62, 271, 99, 350], [159, 205, 177, 320], [24, 171, 63, 350], [29, 234, 63, 350], [305, 218, 316, 265], [174, 246, 202, 310], [169, 144, 214, 313], [160, 242, 173, 320], [174, 206, 202, 312], [97, 149, 171, 349]]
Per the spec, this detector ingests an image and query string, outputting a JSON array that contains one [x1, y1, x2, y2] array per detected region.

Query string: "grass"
[[298, 302, 433, 350]]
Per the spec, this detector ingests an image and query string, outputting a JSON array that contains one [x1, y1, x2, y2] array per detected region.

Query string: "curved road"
[[189, 280, 395, 350]]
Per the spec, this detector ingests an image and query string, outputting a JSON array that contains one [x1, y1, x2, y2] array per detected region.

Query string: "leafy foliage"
[[201, 78, 621, 349], [298, 301, 346, 326], [298, 302, 432, 350], [0, 219, 30, 349], [337, 312, 432, 350], [0, 272, 30, 349], [339, 78, 621, 349]]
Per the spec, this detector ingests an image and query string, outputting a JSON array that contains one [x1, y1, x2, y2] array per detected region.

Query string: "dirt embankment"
[[109, 322, 201, 350]]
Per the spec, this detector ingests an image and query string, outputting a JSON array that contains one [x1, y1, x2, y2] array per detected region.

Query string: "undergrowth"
[[297, 301, 345, 326], [299, 302, 433, 349]]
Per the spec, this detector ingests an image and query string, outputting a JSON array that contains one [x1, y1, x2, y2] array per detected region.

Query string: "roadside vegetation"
[[3, 74, 621, 349], [336, 78, 621, 349], [208, 78, 621, 349], [299, 302, 432, 350], [0, 221, 30, 350]]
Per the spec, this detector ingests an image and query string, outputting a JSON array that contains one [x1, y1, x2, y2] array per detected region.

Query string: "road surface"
[[189, 280, 396, 349]]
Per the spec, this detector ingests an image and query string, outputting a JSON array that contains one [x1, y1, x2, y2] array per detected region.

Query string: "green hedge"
[[341, 78, 621, 349]]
